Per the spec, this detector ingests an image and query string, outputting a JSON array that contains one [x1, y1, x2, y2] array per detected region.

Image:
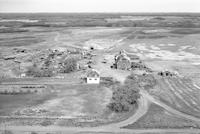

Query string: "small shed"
[[86, 69, 100, 84]]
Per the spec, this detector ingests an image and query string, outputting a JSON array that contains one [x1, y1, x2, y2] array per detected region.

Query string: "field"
[[1, 13, 200, 133], [149, 77, 200, 118], [124, 103, 200, 129], [0, 83, 115, 126]]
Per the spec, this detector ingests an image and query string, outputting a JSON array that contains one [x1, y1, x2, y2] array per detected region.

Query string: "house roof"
[[127, 54, 140, 60], [87, 69, 100, 77], [115, 53, 131, 63]]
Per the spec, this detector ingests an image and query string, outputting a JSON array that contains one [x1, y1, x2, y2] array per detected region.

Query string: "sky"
[[0, 0, 200, 13]]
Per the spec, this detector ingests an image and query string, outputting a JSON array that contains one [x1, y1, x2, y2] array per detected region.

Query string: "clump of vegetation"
[[126, 73, 157, 90], [31, 132, 38, 134], [60, 57, 78, 73], [40, 120, 53, 126], [26, 63, 55, 77], [108, 75, 141, 112], [108, 85, 140, 112], [152, 17, 165, 20], [108, 73, 157, 113], [100, 77, 120, 87], [2, 130, 13, 134]]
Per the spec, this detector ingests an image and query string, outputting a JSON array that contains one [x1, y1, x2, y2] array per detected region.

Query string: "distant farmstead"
[[158, 70, 178, 77], [86, 69, 100, 84]]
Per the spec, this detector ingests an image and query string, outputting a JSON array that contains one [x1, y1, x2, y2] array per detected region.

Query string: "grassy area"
[[149, 77, 200, 118], [0, 90, 55, 116], [0, 38, 44, 47], [0, 84, 114, 126], [123, 103, 200, 129]]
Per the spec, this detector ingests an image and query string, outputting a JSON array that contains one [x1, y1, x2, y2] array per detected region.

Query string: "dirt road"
[[103, 95, 149, 128]]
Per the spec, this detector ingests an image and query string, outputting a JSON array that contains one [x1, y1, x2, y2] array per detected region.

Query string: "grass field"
[[149, 77, 200, 118], [0, 83, 115, 126], [124, 103, 200, 129]]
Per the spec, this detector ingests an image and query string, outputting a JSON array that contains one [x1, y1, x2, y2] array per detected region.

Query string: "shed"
[[86, 69, 100, 84]]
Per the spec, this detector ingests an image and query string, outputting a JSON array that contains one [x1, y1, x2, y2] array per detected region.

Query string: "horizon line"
[[0, 12, 200, 14]]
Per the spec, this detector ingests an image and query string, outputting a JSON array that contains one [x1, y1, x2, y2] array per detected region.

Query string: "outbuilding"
[[114, 50, 131, 70], [86, 69, 100, 84]]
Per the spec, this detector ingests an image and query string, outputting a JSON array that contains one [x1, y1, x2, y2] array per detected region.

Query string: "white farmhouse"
[[86, 69, 100, 84]]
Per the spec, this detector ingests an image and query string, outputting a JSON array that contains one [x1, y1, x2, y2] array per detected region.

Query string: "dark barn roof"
[[87, 69, 100, 77]]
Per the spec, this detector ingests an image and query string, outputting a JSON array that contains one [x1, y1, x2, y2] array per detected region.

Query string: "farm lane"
[[101, 95, 149, 128]]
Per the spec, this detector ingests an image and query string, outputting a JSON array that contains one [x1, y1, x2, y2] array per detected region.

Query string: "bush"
[[100, 77, 120, 87], [39, 68, 55, 77], [138, 74, 157, 90], [60, 57, 78, 73], [153, 17, 165, 20], [26, 64, 40, 77], [108, 83, 140, 113], [31, 132, 38, 134], [108, 73, 156, 113], [126, 73, 157, 90], [40, 120, 53, 126], [26, 64, 55, 77]]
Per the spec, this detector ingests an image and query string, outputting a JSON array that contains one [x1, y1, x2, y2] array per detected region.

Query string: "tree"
[[107, 73, 156, 113], [26, 63, 55, 77], [125, 73, 157, 90], [108, 84, 140, 112], [138, 74, 157, 90], [60, 57, 78, 73]]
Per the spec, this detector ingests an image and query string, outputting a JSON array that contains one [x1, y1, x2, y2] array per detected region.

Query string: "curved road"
[[102, 95, 149, 128]]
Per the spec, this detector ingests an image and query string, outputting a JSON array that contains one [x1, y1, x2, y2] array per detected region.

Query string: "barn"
[[115, 50, 131, 70]]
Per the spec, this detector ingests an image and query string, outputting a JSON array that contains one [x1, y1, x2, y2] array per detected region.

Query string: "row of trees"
[[26, 57, 78, 77]]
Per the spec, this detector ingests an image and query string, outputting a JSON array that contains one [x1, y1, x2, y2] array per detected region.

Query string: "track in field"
[[154, 77, 200, 118]]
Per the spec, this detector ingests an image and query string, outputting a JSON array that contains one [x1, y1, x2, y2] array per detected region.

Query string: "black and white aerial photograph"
[[0, 0, 200, 134]]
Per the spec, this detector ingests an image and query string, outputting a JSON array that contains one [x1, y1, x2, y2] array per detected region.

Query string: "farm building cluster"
[[113, 50, 152, 72], [86, 69, 100, 84], [157, 70, 179, 77]]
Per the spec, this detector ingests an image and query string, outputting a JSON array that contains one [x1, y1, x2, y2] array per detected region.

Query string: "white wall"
[[87, 77, 100, 84]]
